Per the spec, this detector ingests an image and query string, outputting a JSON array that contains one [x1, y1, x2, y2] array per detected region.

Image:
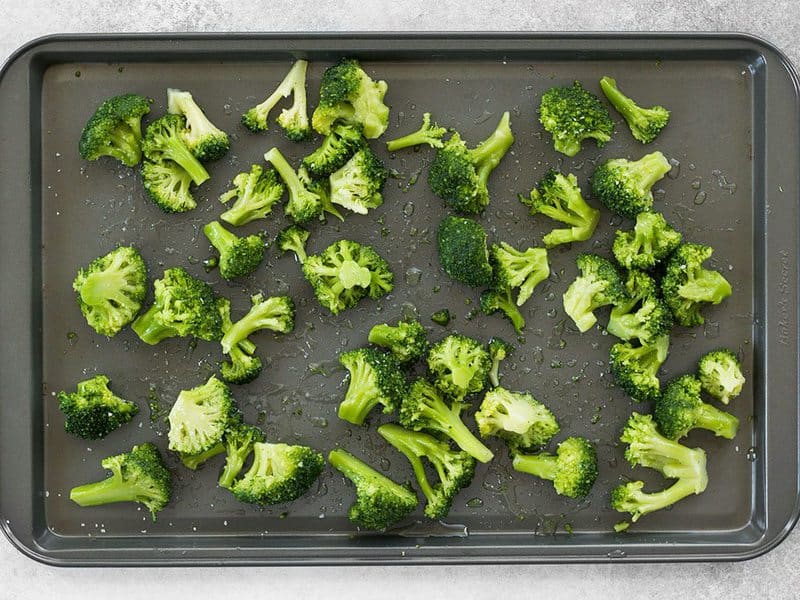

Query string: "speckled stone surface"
[[2, 1, 799, 597]]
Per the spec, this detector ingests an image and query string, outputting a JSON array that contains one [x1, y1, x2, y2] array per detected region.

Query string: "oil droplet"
[[474, 110, 494, 124], [403, 201, 415, 218], [608, 214, 623, 227], [401, 302, 419, 321], [693, 190, 707, 205], [703, 321, 719, 338], [746, 447, 757, 462], [691, 178, 702, 190], [67, 331, 79, 346], [466, 497, 484, 508], [311, 416, 328, 428], [546, 308, 557, 318], [379, 457, 391, 471], [667, 158, 681, 179], [74, 70, 81, 78]]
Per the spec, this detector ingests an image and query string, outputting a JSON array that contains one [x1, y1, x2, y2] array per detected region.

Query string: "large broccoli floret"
[[538, 81, 613, 157], [386, 112, 448, 151], [167, 88, 230, 161], [302, 122, 365, 178], [220, 294, 295, 354], [368, 319, 429, 365], [167, 376, 235, 455], [218, 420, 266, 490], [475, 387, 560, 451], [655, 374, 739, 440], [216, 297, 262, 385], [329, 147, 388, 215], [479, 285, 525, 334], [609, 335, 670, 403], [512, 437, 598, 499], [600, 76, 670, 144], [219, 164, 285, 226], [607, 270, 673, 345], [338, 347, 407, 425], [427, 334, 491, 401], [591, 151, 672, 219], [142, 114, 209, 186], [141, 159, 197, 213], [562, 253, 627, 333], [231, 442, 324, 505], [428, 112, 514, 214], [436, 216, 493, 288], [697, 349, 746, 405], [276, 224, 310, 264], [202, 221, 265, 280], [57, 374, 139, 440], [79, 93, 151, 167], [612, 211, 682, 270], [242, 59, 311, 141], [490, 242, 549, 306], [263, 147, 323, 224], [487, 337, 513, 388]]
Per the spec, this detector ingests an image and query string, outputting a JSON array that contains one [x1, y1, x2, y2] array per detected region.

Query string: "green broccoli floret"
[[655, 374, 739, 440], [311, 58, 390, 139], [263, 147, 323, 224], [386, 112, 448, 151], [428, 112, 514, 214], [538, 81, 613, 157], [231, 442, 324, 505], [487, 337, 513, 387], [378, 424, 476, 520], [167, 376, 235, 455], [480, 285, 526, 334], [436, 216, 493, 288], [490, 242, 550, 305], [600, 76, 670, 144], [338, 347, 407, 425], [329, 448, 418, 530], [368, 319, 429, 365], [302, 122, 365, 178], [329, 147, 388, 215], [562, 253, 627, 333], [612, 211, 682, 270], [475, 387, 559, 451], [276, 224, 310, 263], [520, 170, 600, 248], [179, 443, 225, 470], [661, 243, 732, 327], [202, 221, 265, 280], [609, 335, 670, 403], [220, 293, 295, 354], [142, 114, 209, 185], [219, 420, 266, 490], [591, 151, 672, 219], [512, 437, 598, 498], [242, 60, 311, 141], [141, 159, 197, 213], [57, 374, 139, 440], [302, 240, 393, 315], [216, 297, 262, 385], [299, 167, 345, 222], [607, 270, 673, 345], [219, 164, 285, 226], [131, 267, 222, 344], [79, 93, 151, 167], [167, 88, 230, 161], [427, 334, 491, 401], [697, 349, 745, 405]]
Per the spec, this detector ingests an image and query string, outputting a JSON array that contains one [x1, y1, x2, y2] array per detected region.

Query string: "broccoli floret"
[[538, 81, 613, 157], [167, 88, 230, 161], [220, 294, 295, 354], [610, 335, 670, 402], [490, 242, 550, 306], [329, 448, 418, 530], [487, 337, 513, 388], [219, 164, 285, 226], [368, 319, 429, 365], [219, 420, 266, 490], [661, 243, 732, 327], [480, 285, 526, 334], [69, 442, 172, 521], [299, 167, 345, 222], [386, 112, 447, 151], [72, 246, 147, 337], [612, 211, 682, 270], [436, 216, 493, 288], [142, 114, 209, 185], [302, 240, 393, 315], [338, 347, 407, 425], [697, 349, 745, 405], [600, 76, 670, 144], [512, 437, 598, 498], [302, 122, 365, 178], [428, 112, 514, 214], [57, 374, 139, 440], [276, 224, 310, 263], [378, 424, 476, 519], [312, 58, 390, 139], [131, 267, 222, 344], [329, 147, 388, 215], [231, 442, 324, 505], [562, 253, 627, 333], [141, 159, 197, 213], [427, 334, 491, 401], [607, 270, 673, 345], [217, 297, 262, 385], [202, 221, 265, 280], [431, 309, 452, 327], [655, 374, 739, 440], [591, 151, 672, 219], [179, 443, 225, 470], [79, 93, 151, 167], [242, 60, 311, 140], [520, 170, 600, 248], [475, 387, 559, 451], [167, 376, 235, 455], [263, 147, 323, 224]]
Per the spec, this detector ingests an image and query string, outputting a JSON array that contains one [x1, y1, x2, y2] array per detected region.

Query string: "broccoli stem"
[[679, 270, 732, 302], [627, 477, 700, 521], [108, 128, 142, 166], [203, 221, 236, 256], [632, 152, 672, 191], [167, 136, 209, 185], [131, 304, 176, 345], [338, 360, 379, 425], [328, 448, 368, 478], [512, 453, 558, 481], [70, 475, 146, 507], [386, 113, 445, 151], [599, 77, 640, 126], [439, 412, 494, 463], [264, 148, 304, 203], [694, 403, 739, 439], [468, 112, 514, 187], [219, 454, 246, 490]]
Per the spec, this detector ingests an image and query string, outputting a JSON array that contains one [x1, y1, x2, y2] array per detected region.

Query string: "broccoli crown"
[[217, 297, 263, 385], [661, 243, 732, 327], [179, 442, 225, 471], [368, 319, 429, 365], [538, 81, 613, 157], [220, 293, 295, 354], [338, 347, 407, 425], [612, 211, 682, 270], [591, 151, 672, 219], [329, 147, 388, 215], [219, 420, 266, 490], [378, 424, 476, 520], [475, 387, 560, 451], [436, 216, 493, 288], [131, 267, 222, 344], [167, 376, 236, 455], [479, 285, 526, 334], [312, 58, 390, 139], [79, 93, 151, 167], [219, 164, 285, 226], [142, 114, 209, 186], [655, 374, 740, 440], [386, 112, 448, 151], [242, 60, 310, 140], [69, 442, 172, 521], [487, 336, 513, 387], [490, 242, 550, 306], [609, 335, 670, 402], [562, 253, 627, 333], [72, 246, 147, 337], [520, 170, 601, 248], [276, 224, 310, 264], [600, 76, 670, 144], [302, 239, 393, 315], [428, 112, 514, 214], [607, 270, 673, 345], [427, 334, 491, 401], [141, 159, 197, 213], [167, 88, 230, 161], [697, 349, 745, 405], [263, 147, 323, 224], [302, 122, 365, 178], [57, 374, 139, 440], [203, 221, 265, 280], [512, 437, 598, 499], [328, 448, 418, 530], [231, 442, 324, 505]]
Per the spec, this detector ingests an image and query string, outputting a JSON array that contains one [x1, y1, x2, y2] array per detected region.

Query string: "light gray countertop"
[[2, 1, 799, 597]]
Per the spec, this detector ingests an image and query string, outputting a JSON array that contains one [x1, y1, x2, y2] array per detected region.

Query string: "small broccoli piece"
[[368, 319, 429, 365], [428, 112, 514, 214], [179, 443, 225, 471], [607, 270, 673, 345], [431, 309, 451, 326], [610, 335, 669, 403], [436, 216, 493, 288], [475, 387, 559, 451], [217, 297, 262, 385], [655, 374, 739, 440], [512, 437, 598, 498], [697, 349, 745, 405], [231, 442, 324, 505], [220, 293, 295, 354], [276, 224, 310, 263], [538, 81, 613, 157], [480, 285, 525, 334], [219, 164, 285, 226], [242, 60, 310, 140], [167, 88, 230, 161], [338, 347, 407, 425], [612, 211, 682, 270], [302, 122, 365, 178], [79, 93, 151, 167], [263, 147, 323, 224], [487, 337, 513, 387], [142, 114, 209, 185], [219, 420, 266, 490], [427, 334, 491, 401], [167, 376, 235, 455], [490, 242, 550, 306], [57, 375, 139, 440], [299, 167, 345, 222], [520, 170, 600, 248], [312, 58, 390, 139], [329, 448, 418, 530], [661, 243, 732, 327], [600, 76, 670, 144], [591, 151, 672, 219], [202, 221, 265, 280], [378, 424, 476, 519], [386, 112, 447, 151], [563, 253, 627, 333], [329, 147, 388, 215], [141, 159, 197, 213]]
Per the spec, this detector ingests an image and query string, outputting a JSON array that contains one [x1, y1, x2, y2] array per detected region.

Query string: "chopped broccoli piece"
[[167, 376, 236, 455], [202, 221, 265, 280], [431, 309, 451, 327], [512, 437, 598, 498], [219, 164, 285, 226], [264, 147, 323, 224], [220, 293, 295, 354], [179, 443, 225, 471], [612, 211, 682, 270], [299, 167, 345, 222], [487, 337, 513, 387], [610, 335, 669, 403], [338, 347, 407, 425], [141, 159, 197, 213], [219, 420, 266, 490], [436, 216, 493, 288], [490, 242, 550, 305], [368, 319, 429, 365], [142, 114, 209, 185], [655, 374, 739, 440], [607, 270, 673, 345], [216, 297, 262, 385], [79, 93, 151, 167], [600, 76, 670, 144], [302, 122, 365, 178], [697, 349, 745, 405], [480, 285, 525, 334], [242, 59, 311, 141], [427, 334, 491, 401], [167, 88, 230, 161], [276, 224, 310, 263], [538, 81, 613, 157], [562, 253, 627, 333], [386, 113, 448, 151], [329, 147, 388, 215], [475, 386, 559, 451], [57, 374, 139, 440], [591, 151, 672, 219], [231, 442, 324, 505]]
